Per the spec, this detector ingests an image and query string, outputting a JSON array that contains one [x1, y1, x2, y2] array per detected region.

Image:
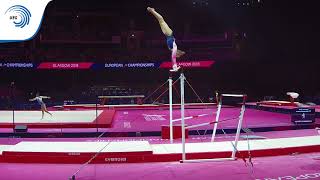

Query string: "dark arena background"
[[1, 0, 320, 180]]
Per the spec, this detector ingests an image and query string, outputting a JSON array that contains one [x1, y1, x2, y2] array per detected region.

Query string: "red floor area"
[[109, 107, 306, 132], [2, 141, 319, 164], [1, 129, 320, 164], [1, 152, 320, 180]]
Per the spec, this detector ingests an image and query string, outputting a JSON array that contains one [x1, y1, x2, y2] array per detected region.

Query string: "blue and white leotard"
[[166, 35, 175, 50], [35, 97, 45, 106]]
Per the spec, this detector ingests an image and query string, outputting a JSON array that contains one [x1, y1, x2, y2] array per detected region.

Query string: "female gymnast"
[[29, 92, 52, 119], [147, 7, 185, 72]]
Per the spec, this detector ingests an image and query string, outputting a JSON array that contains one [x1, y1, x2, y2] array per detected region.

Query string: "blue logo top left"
[[5, 5, 32, 28]]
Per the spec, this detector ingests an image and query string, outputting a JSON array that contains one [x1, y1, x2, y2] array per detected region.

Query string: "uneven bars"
[[221, 94, 247, 98], [172, 114, 209, 122]]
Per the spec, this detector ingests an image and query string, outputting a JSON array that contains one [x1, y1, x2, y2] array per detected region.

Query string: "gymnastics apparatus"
[[67, 8, 254, 180], [147, 7, 252, 163]]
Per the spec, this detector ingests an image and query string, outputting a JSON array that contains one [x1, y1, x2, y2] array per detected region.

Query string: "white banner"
[[0, 0, 52, 43]]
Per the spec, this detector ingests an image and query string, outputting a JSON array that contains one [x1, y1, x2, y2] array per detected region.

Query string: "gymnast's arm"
[[171, 41, 178, 64]]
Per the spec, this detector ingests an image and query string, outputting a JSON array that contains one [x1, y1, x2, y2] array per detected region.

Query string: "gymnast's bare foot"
[[147, 7, 155, 12]]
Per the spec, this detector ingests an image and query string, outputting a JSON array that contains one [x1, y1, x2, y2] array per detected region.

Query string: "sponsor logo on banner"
[[0, 60, 215, 69], [0, 62, 34, 68], [104, 62, 158, 68], [0, 0, 52, 42], [159, 60, 215, 68], [37, 62, 94, 69]]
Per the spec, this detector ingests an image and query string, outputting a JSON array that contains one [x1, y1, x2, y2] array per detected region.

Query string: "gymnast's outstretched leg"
[[147, 7, 173, 36], [42, 104, 52, 115], [41, 104, 52, 119], [147, 7, 185, 71]]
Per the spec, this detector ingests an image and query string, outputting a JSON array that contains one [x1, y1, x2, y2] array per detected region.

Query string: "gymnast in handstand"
[[29, 92, 52, 119], [147, 7, 185, 71]]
